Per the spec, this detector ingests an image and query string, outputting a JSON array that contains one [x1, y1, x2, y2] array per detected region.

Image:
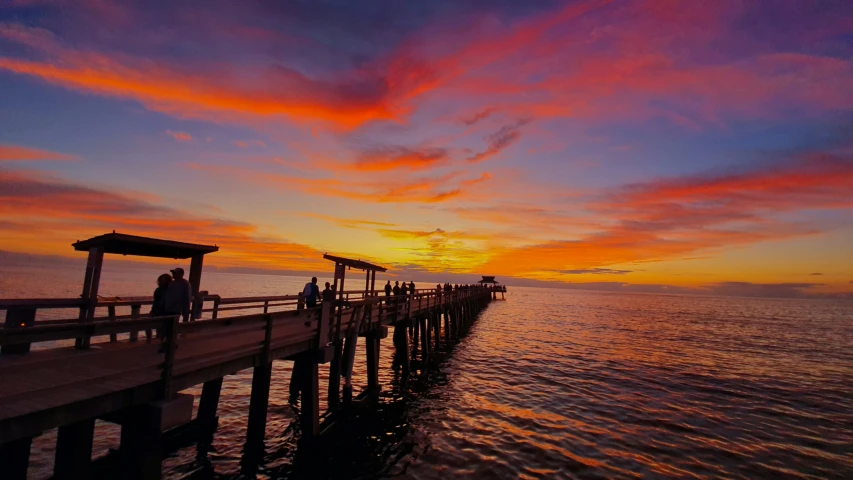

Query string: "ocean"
[[2, 264, 852, 479]]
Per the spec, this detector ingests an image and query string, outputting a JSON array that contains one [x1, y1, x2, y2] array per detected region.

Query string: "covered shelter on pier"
[[319, 254, 387, 408], [477, 275, 505, 300], [70, 232, 219, 347], [322, 253, 387, 301]]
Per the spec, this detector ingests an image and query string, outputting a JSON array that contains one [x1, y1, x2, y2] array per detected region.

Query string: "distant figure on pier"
[[444, 283, 452, 292], [164, 267, 192, 322], [401, 282, 408, 295], [303, 277, 320, 308], [436, 284, 441, 292], [385, 280, 392, 296], [393, 281, 401, 296], [409, 281, 416, 293], [322, 282, 335, 303]]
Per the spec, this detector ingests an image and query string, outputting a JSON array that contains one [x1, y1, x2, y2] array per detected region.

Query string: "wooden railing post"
[[2, 307, 36, 354], [297, 292, 305, 311], [108, 305, 117, 342], [129, 304, 140, 342], [211, 296, 221, 320]]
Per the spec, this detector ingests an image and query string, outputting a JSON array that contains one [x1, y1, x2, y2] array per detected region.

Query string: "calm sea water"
[[2, 264, 852, 479]]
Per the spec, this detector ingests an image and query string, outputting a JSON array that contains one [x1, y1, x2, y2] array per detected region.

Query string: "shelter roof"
[[72, 232, 219, 259], [323, 254, 387, 272], [478, 276, 499, 284]]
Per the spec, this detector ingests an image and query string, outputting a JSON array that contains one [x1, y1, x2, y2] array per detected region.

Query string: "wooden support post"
[[0, 437, 32, 480], [76, 246, 104, 349], [244, 362, 273, 454], [411, 313, 419, 357], [434, 312, 441, 350], [420, 315, 430, 362], [326, 339, 343, 408], [54, 418, 95, 479], [392, 321, 409, 374], [342, 335, 357, 405], [366, 332, 380, 392], [445, 308, 451, 344], [197, 377, 223, 442], [2, 307, 36, 354], [299, 357, 320, 438], [120, 407, 163, 480]]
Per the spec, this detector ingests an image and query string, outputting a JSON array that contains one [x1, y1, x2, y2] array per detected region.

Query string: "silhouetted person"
[[384, 280, 392, 296], [303, 276, 320, 308], [393, 281, 401, 296], [322, 282, 335, 303], [444, 283, 452, 292], [150, 274, 171, 317], [401, 282, 408, 295], [164, 267, 192, 322], [149, 273, 171, 340], [409, 281, 416, 293]]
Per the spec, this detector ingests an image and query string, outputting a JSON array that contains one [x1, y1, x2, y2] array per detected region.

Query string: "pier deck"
[[0, 286, 503, 479]]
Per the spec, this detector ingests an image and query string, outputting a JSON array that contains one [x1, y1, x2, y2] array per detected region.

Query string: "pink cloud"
[[165, 130, 192, 141]]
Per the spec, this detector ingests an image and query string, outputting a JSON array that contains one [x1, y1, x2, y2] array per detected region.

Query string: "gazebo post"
[[75, 246, 104, 349], [327, 262, 345, 409], [188, 253, 204, 320]]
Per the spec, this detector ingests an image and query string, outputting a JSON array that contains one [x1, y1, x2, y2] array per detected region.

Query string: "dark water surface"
[[6, 266, 852, 479]]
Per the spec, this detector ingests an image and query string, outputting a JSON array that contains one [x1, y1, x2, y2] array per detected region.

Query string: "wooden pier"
[[0, 233, 506, 479]]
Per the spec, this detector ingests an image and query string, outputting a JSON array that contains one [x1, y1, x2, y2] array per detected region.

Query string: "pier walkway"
[[0, 233, 506, 479]]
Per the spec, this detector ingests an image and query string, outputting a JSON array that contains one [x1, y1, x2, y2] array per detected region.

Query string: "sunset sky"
[[1, 0, 852, 297]]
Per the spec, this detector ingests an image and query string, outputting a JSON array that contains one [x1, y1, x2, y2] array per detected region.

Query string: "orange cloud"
[[0, 169, 328, 271], [351, 146, 449, 172], [234, 139, 267, 148], [0, 144, 77, 161], [480, 152, 853, 277], [300, 213, 397, 228], [0, 27, 399, 128], [165, 130, 192, 141], [192, 164, 493, 204]]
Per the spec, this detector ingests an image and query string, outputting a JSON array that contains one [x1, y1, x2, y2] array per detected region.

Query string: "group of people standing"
[[302, 277, 337, 308], [384, 280, 418, 296], [150, 267, 193, 322]]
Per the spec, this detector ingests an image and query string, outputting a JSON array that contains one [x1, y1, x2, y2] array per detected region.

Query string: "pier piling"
[[54, 418, 95, 479]]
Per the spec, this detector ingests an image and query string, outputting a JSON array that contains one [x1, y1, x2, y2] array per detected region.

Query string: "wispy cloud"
[[165, 130, 192, 141], [467, 119, 529, 163], [234, 139, 267, 148], [351, 145, 450, 172], [0, 144, 77, 161], [558, 268, 633, 275]]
